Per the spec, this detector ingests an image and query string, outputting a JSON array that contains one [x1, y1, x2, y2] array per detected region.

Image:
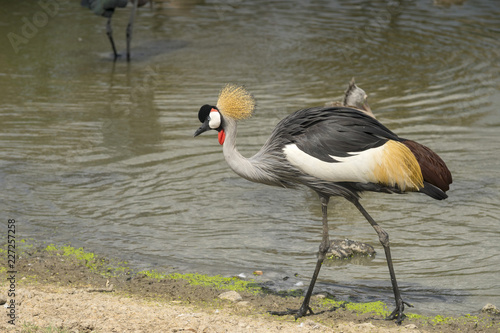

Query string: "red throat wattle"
[[218, 129, 226, 145]]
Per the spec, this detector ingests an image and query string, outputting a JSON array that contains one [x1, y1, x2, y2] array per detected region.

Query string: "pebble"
[[356, 322, 376, 328], [218, 291, 242, 302], [405, 324, 419, 329], [354, 322, 377, 332], [303, 320, 323, 329], [327, 239, 376, 259], [253, 270, 263, 276], [481, 303, 500, 315], [236, 301, 250, 307]]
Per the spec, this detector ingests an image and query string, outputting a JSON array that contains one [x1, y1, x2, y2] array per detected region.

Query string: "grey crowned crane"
[[194, 84, 452, 324], [81, 0, 150, 61]]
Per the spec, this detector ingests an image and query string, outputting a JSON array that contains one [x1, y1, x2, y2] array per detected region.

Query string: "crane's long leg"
[[270, 195, 330, 319], [353, 200, 413, 324], [126, 0, 139, 61], [106, 17, 119, 61]]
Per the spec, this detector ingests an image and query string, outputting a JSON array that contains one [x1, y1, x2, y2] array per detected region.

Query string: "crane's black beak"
[[194, 121, 210, 137]]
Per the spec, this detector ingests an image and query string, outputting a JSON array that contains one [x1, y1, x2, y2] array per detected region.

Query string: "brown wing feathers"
[[401, 140, 453, 192]]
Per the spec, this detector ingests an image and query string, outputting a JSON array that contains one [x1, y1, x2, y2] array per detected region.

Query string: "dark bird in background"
[[194, 84, 452, 323], [81, 0, 150, 61]]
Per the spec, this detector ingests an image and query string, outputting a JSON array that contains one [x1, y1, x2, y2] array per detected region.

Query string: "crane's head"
[[194, 104, 225, 144], [194, 84, 255, 145]]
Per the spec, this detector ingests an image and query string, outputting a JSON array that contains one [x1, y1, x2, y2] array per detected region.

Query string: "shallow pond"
[[1, 0, 499, 316]]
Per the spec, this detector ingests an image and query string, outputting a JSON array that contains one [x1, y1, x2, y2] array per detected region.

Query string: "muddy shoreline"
[[1, 243, 498, 332]]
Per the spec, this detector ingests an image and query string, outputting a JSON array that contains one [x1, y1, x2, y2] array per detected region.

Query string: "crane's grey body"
[[223, 107, 440, 201]]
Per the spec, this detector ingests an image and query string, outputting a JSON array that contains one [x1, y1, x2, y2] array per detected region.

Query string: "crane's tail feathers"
[[401, 140, 452, 192], [419, 182, 448, 200]]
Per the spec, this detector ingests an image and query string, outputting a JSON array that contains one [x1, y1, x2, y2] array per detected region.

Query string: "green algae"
[[138, 270, 262, 294], [320, 298, 389, 317], [41, 244, 261, 294], [318, 296, 498, 330], [44, 243, 130, 278]]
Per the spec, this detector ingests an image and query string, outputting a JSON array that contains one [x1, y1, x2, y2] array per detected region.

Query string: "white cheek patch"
[[209, 111, 221, 129]]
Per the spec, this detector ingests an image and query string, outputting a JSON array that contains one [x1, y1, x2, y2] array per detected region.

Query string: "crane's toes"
[[386, 300, 413, 325], [268, 305, 314, 319]]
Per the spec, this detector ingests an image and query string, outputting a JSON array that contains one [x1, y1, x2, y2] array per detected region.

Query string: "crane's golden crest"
[[216, 84, 255, 121]]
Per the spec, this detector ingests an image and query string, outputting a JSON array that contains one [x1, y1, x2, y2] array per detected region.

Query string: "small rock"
[[327, 239, 376, 259], [253, 270, 263, 276], [355, 322, 376, 332], [481, 303, 500, 315], [236, 301, 250, 307], [405, 324, 418, 329], [218, 290, 242, 302], [304, 320, 322, 329]]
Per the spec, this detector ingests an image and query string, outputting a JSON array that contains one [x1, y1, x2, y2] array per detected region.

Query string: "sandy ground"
[[2, 285, 425, 333], [1, 245, 498, 332]]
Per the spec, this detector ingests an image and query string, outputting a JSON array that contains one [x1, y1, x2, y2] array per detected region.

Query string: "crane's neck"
[[221, 118, 276, 185]]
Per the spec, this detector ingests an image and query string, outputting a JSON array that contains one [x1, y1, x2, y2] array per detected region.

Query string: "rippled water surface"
[[1, 0, 499, 316]]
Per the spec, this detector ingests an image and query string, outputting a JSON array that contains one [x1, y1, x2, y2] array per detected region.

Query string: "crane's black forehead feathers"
[[198, 104, 215, 123]]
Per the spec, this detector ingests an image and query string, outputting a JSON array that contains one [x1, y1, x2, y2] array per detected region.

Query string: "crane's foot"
[[386, 299, 413, 325], [269, 304, 314, 320]]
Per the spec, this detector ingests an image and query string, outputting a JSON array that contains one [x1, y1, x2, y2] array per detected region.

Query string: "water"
[[1, 0, 499, 317]]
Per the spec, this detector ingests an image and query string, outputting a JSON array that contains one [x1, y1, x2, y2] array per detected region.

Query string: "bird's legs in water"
[[126, 0, 139, 61], [106, 17, 119, 61], [353, 200, 413, 325], [270, 195, 330, 319]]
